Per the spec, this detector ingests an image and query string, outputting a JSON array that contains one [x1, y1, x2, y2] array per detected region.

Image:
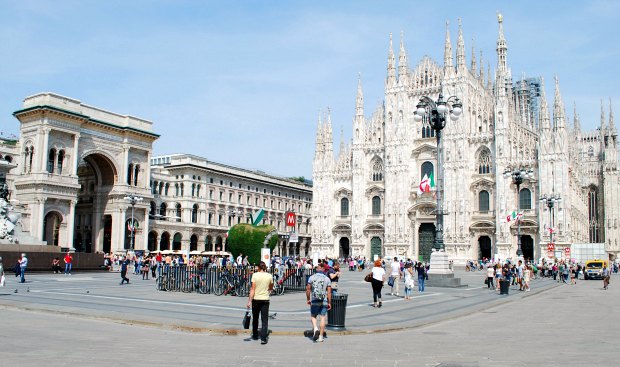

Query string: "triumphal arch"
[[8, 93, 158, 253]]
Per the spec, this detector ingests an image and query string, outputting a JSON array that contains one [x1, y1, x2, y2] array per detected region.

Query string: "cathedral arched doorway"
[[521, 235, 534, 261], [205, 235, 213, 251], [43, 211, 62, 247], [75, 152, 118, 253], [215, 236, 223, 251], [478, 236, 492, 260], [418, 223, 436, 262], [339, 237, 350, 258], [370, 237, 382, 259]]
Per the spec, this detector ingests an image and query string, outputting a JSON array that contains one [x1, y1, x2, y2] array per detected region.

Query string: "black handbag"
[[242, 310, 251, 329]]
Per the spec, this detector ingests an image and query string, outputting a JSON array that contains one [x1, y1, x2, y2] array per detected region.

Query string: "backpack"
[[311, 273, 328, 301]]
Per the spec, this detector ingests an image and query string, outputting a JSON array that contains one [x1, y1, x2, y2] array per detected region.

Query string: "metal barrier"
[[155, 265, 315, 295]]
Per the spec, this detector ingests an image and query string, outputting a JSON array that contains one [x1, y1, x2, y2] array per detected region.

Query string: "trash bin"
[[327, 293, 348, 329], [499, 280, 510, 295]]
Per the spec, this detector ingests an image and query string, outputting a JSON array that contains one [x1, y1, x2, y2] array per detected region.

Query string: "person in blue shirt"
[[120, 257, 130, 285]]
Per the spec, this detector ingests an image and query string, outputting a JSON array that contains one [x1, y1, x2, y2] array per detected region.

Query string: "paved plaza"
[[1, 268, 618, 366]]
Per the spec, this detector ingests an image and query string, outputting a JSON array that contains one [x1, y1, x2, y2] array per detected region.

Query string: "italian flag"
[[505, 211, 524, 223], [417, 173, 436, 195], [250, 208, 265, 226]]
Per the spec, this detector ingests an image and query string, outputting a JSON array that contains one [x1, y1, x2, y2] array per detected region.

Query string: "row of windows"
[[47, 148, 65, 174], [337, 189, 533, 217]]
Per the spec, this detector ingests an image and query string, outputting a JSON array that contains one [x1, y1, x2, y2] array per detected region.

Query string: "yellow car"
[[584, 260, 609, 280]]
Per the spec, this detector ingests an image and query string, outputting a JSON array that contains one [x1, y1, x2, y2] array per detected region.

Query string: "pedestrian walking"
[[523, 265, 532, 292], [247, 261, 273, 344], [370, 259, 385, 307], [327, 262, 341, 296], [389, 257, 402, 297], [120, 257, 130, 285], [64, 253, 73, 275], [19, 253, 28, 283], [602, 265, 610, 290], [486, 264, 495, 289], [306, 262, 331, 342], [0, 256, 5, 288], [403, 263, 414, 300], [416, 262, 426, 293]]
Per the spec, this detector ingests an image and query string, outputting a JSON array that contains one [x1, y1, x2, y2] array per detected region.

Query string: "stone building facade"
[[3, 93, 312, 254], [311, 16, 620, 262]]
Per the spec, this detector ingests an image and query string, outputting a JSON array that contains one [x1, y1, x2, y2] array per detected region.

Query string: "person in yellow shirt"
[[247, 261, 273, 344]]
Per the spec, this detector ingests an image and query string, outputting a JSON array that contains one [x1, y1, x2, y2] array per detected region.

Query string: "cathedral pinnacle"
[[609, 98, 615, 132], [600, 99, 607, 131], [539, 77, 550, 130], [496, 12, 508, 74], [356, 73, 364, 118], [470, 38, 477, 75], [387, 33, 396, 86], [398, 31, 408, 80], [444, 21, 453, 70], [553, 76, 566, 129], [456, 18, 466, 71], [573, 102, 581, 131]]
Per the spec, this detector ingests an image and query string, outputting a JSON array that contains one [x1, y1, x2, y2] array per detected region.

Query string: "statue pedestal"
[[426, 249, 467, 288]]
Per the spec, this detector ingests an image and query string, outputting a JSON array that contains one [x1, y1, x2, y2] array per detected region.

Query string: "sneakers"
[[261, 339, 268, 345], [317, 335, 324, 342], [312, 328, 320, 341], [251, 335, 259, 341]]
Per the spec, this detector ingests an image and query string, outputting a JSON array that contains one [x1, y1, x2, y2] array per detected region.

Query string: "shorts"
[[310, 303, 328, 317]]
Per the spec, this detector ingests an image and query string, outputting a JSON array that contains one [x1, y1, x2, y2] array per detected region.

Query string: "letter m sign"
[[285, 211, 296, 227]]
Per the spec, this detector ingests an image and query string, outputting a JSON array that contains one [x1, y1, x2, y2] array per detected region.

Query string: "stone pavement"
[[0, 270, 617, 366]]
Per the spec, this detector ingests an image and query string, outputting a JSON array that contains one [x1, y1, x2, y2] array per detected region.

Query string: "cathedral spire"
[[573, 102, 581, 131], [339, 126, 345, 156], [539, 77, 551, 130], [443, 21, 453, 70], [387, 33, 396, 87], [610, 98, 616, 132], [470, 38, 477, 75], [553, 76, 566, 129], [496, 12, 508, 74], [356, 73, 364, 118], [487, 63, 492, 89], [600, 99, 607, 131], [456, 18, 466, 71], [398, 31, 408, 81], [324, 108, 334, 158], [479, 50, 484, 81]]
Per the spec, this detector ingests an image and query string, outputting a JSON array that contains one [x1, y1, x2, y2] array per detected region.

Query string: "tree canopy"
[[226, 223, 277, 264]]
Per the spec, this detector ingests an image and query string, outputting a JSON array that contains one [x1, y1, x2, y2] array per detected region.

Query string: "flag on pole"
[[429, 172, 436, 191], [417, 174, 430, 195], [504, 211, 524, 223], [250, 208, 265, 226]]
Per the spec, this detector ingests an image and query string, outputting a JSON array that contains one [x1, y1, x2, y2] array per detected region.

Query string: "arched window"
[[149, 201, 156, 218], [47, 148, 56, 173], [127, 163, 133, 185], [477, 148, 491, 174], [340, 198, 349, 216], [196, 184, 201, 197], [479, 190, 490, 212], [159, 203, 167, 220], [519, 188, 532, 210], [370, 158, 383, 181], [190, 234, 198, 251], [372, 196, 381, 215], [191, 204, 198, 223], [421, 161, 434, 180], [164, 183, 169, 196], [57, 150, 64, 174], [152, 181, 158, 194], [191, 183, 195, 197], [175, 183, 179, 196], [133, 165, 140, 186], [175, 203, 182, 222], [159, 182, 164, 195], [180, 183, 184, 197]]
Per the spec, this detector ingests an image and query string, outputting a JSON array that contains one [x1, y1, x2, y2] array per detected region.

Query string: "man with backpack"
[[306, 262, 332, 342]]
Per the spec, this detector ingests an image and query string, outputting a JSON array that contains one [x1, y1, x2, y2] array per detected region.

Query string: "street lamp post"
[[413, 93, 463, 251], [503, 167, 534, 257], [124, 194, 143, 252], [540, 194, 562, 255]]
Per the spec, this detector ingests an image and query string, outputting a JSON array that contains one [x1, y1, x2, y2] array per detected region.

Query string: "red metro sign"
[[285, 211, 296, 227]]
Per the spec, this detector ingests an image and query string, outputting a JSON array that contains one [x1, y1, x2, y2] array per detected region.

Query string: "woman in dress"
[[371, 259, 385, 308], [523, 265, 532, 292]]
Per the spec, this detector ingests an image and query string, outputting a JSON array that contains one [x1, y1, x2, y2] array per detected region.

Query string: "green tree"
[[226, 223, 278, 264]]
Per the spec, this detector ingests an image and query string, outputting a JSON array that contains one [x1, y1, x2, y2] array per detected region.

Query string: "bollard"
[[499, 280, 510, 295]]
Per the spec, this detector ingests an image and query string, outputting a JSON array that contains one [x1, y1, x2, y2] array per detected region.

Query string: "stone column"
[[72, 133, 80, 176], [36, 198, 47, 242], [112, 208, 126, 252], [40, 127, 50, 173], [122, 146, 129, 185], [142, 207, 150, 250], [66, 199, 77, 249]]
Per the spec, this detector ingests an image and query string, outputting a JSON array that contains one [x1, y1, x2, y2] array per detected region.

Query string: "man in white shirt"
[[390, 257, 402, 296], [236, 253, 244, 267]]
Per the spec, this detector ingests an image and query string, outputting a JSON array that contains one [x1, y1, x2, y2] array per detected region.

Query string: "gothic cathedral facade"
[[311, 16, 620, 263]]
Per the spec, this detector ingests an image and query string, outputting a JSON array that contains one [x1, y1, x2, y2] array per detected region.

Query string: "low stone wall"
[[0, 251, 106, 272]]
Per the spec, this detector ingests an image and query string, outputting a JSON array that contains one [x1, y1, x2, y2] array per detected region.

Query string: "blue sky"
[[1, 1, 618, 178]]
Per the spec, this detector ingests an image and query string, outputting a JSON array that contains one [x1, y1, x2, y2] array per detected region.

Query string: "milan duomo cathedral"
[[311, 15, 620, 264]]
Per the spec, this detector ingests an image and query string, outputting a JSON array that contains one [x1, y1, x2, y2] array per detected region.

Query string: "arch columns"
[[67, 199, 76, 248], [111, 208, 126, 252]]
